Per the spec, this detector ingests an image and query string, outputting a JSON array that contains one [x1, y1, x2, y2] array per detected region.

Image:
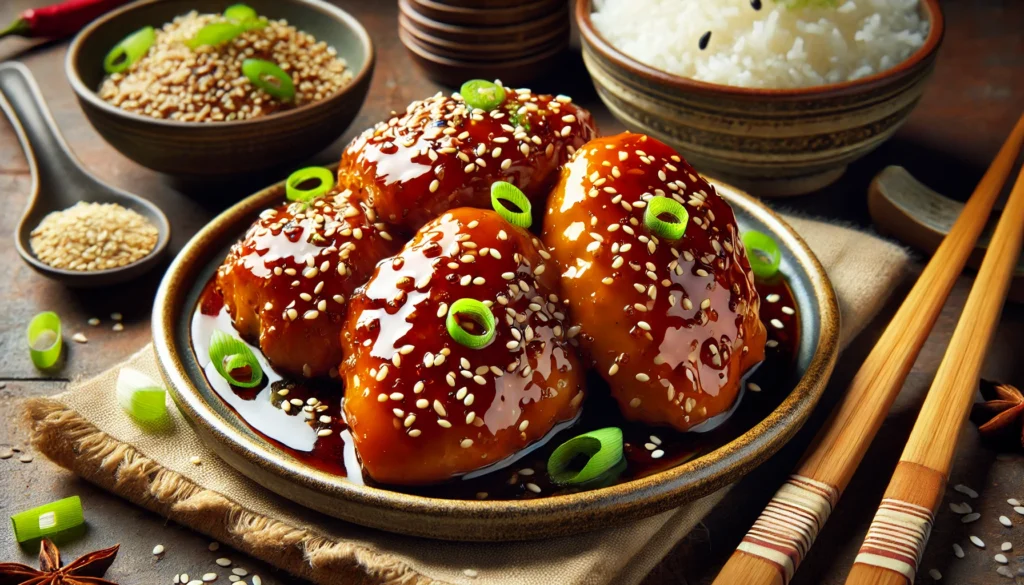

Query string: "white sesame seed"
[[629, 397, 641, 408], [953, 543, 964, 558], [216, 558, 232, 567], [526, 482, 541, 493], [461, 439, 474, 448], [955, 484, 979, 498], [970, 535, 985, 548], [748, 383, 762, 392], [928, 569, 941, 580], [651, 449, 664, 459], [190, 456, 202, 465], [999, 515, 1012, 527], [961, 512, 981, 523], [636, 373, 650, 382], [152, 544, 165, 555], [995, 554, 1008, 564], [1001, 542, 1012, 552], [949, 502, 972, 514], [72, 332, 88, 343], [203, 573, 218, 582], [1009, 498, 1021, 506]]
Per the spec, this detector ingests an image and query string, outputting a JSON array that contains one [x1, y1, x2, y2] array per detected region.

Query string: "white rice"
[[591, 0, 929, 89]]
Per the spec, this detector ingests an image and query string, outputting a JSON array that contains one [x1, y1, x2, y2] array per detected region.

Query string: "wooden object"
[[398, 0, 568, 86], [846, 138, 1024, 585], [868, 165, 1024, 303], [711, 113, 1024, 585]]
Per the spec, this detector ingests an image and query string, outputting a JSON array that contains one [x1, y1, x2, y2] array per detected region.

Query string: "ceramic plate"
[[153, 175, 839, 541]]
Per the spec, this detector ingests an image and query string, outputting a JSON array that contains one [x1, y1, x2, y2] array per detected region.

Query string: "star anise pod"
[[971, 379, 1024, 450], [0, 539, 120, 585]]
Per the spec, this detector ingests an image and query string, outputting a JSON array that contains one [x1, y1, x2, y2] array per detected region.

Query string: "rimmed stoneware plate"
[[153, 173, 840, 542]]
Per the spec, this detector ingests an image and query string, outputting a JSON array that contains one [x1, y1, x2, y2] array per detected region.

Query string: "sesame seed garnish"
[[461, 439, 474, 448]]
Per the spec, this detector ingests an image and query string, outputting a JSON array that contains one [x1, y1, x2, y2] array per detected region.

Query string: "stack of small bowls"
[[398, 0, 569, 86]]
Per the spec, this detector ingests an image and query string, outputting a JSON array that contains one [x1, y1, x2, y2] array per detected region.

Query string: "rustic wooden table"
[[1, 1, 1021, 584]]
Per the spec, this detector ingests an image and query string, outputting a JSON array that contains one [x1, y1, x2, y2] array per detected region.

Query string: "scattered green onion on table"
[[27, 311, 62, 369], [742, 230, 781, 278], [548, 427, 625, 486], [116, 367, 167, 422], [446, 299, 496, 349], [490, 181, 532, 228], [643, 196, 690, 241], [210, 330, 264, 388], [286, 166, 335, 202], [10, 496, 84, 543]]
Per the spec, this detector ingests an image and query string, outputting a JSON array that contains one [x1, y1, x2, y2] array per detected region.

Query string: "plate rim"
[[152, 173, 840, 541]]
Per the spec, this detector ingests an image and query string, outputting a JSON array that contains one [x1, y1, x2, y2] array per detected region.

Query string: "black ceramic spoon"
[[0, 61, 170, 288]]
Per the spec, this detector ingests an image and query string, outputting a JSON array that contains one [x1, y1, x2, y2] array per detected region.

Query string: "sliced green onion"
[[116, 367, 167, 423], [242, 58, 295, 102], [286, 166, 335, 202], [11, 496, 84, 543], [224, 3, 258, 21], [742, 230, 781, 279], [547, 427, 624, 485], [643, 196, 689, 241], [27, 312, 61, 370], [103, 26, 155, 74], [446, 299, 496, 349], [459, 79, 505, 111], [209, 330, 264, 388], [490, 181, 532, 228], [187, 21, 248, 48]]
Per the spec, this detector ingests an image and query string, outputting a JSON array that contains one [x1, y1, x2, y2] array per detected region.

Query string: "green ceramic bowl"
[[65, 0, 374, 177], [153, 174, 840, 541]]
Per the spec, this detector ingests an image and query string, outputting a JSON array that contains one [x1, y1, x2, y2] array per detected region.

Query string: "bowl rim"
[[64, 0, 375, 130], [152, 169, 841, 539], [575, 0, 945, 100]]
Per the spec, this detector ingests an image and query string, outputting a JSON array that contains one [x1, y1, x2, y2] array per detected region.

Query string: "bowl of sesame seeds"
[[65, 0, 374, 177]]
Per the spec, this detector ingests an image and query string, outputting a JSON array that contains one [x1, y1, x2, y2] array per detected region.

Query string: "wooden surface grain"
[[1, 1, 1022, 584]]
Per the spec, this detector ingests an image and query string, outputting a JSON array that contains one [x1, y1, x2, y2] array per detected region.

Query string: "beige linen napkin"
[[24, 217, 910, 585]]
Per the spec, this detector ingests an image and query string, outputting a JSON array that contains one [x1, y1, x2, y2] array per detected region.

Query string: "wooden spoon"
[[869, 165, 1023, 303], [0, 61, 170, 287]]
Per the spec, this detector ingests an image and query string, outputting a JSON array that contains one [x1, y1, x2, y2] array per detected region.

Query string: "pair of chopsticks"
[[713, 112, 1024, 585]]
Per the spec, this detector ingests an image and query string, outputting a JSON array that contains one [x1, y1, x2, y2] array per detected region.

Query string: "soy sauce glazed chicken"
[[340, 207, 584, 485], [337, 80, 597, 233], [542, 133, 767, 431], [216, 185, 399, 378]]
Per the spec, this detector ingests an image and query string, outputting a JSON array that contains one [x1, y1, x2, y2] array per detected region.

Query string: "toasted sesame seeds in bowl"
[[66, 0, 374, 177]]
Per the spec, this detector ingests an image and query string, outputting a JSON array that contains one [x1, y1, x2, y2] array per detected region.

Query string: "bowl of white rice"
[[577, 0, 943, 196]]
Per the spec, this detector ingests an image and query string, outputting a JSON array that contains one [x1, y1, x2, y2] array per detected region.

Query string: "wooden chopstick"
[[844, 146, 1024, 585], [711, 112, 1024, 585]]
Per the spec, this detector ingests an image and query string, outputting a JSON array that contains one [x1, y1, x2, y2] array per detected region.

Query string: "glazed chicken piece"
[[542, 133, 767, 431], [340, 208, 584, 485], [337, 85, 596, 233], [216, 189, 399, 378]]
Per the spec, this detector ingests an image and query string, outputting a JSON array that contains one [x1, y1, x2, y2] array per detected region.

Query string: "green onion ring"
[[547, 427, 624, 485], [742, 230, 782, 279], [116, 367, 168, 423], [103, 26, 156, 73], [286, 166, 335, 202], [490, 181, 532, 228], [27, 311, 62, 369], [209, 330, 264, 388], [224, 3, 259, 21], [242, 58, 295, 101], [643, 196, 689, 241], [446, 299, 496, 349], [187, 21, 248, 48], [10, 496, 84, 543], [459, 79, 505, 111]]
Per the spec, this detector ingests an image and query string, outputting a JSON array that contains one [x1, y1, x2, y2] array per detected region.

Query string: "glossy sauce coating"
[[338, 86, 597, 233], [340, 208, 584, 485], [542, 133, 767, 431], [216, 190, 399, 378]]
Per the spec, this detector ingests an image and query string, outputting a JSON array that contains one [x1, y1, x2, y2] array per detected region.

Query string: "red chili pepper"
[[0, 0, 131, 40]]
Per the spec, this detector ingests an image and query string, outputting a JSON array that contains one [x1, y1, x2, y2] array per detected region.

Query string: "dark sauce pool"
[[191, 274, 799, 500]]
